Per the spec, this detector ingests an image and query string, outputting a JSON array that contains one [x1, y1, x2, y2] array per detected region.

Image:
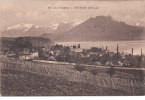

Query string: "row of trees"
[[49, 45, 144, 68], [10, 39, 143, 68]]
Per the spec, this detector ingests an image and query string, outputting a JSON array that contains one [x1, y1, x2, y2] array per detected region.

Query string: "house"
[[19, 52, 38, 60], [18, 48, 30, 55], [95, 61, 101, 66], [71, 48, 83, 53], [19, 54, 31, 60], [48, 56, 56, 61], [105, 61, 113, 66], [18, 49, 39, 60], [30, 52, 39, 59], [54, 50, 60, 56], [5, 50, 16, 59], [41, 47, 47, 51], [117, 61, 123, 66]]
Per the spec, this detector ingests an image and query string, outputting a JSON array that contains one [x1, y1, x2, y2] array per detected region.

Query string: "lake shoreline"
[[56, 41, 145, 55]]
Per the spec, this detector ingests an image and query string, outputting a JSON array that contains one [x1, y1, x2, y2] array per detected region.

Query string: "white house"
[[71, 48, 83, 53], [19, 52, 38, 60], [5, 50, 16, 59]]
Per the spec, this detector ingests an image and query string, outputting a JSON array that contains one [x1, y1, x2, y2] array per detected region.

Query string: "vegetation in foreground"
[[1, 69, 133, 96]]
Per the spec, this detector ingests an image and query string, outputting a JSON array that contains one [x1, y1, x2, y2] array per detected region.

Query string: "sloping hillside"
[[0, 37, 52, 52]]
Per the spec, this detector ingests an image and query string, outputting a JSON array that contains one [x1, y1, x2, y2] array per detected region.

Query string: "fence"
[[0, 58, 145, 95]]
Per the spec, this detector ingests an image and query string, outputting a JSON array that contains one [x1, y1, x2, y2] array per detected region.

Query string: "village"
[[3, 42, 145, 68]]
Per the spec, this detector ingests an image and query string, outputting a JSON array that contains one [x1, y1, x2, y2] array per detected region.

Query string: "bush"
[[74, 64, 85, 72], [100, 54, 109, 64], [90, 69, 98, 75], [107, 67, 115, 78]]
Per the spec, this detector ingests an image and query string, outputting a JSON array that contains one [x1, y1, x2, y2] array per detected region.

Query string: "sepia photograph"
[[0, 0, 145, 96]]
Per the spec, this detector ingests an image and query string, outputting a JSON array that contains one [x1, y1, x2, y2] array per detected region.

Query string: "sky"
[[0, 0, 145, 32]]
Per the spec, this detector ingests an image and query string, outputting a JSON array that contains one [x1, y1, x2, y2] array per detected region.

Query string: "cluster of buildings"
[[5, 48, 38, 60], [4, 43, 144, 68]]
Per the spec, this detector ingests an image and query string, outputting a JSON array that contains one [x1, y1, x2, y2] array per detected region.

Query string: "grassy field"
[[1, 69, 133, 96]]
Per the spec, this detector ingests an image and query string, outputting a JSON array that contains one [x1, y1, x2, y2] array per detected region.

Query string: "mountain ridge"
[[1, 16, 145, 41], [1, 22, 75, 37], [41, 16, 145, 42]]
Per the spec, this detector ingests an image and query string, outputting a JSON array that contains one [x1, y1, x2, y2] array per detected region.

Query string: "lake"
[[56, 41, 145, 55]]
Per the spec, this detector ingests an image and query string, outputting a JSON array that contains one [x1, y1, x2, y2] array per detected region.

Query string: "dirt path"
[[33, 60, 145, 71]]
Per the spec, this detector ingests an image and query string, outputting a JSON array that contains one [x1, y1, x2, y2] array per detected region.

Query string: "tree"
[[91, 55, 100, 62], [108, 67, 115, 78], [78, 44, 80, 48], [125, 54, 138, 67], [38, 48, 48, 60], [100, 54, 109, 64], [73, 45, 77, 49], [52, 44, 63, 50], [56, 46, 71, 62], [90, 47, 99, 52], [14, 38, 33, 51], [111, 53, 122, 65], [137, 56, 142, 68]]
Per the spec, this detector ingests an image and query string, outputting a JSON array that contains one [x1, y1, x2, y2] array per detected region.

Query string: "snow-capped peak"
[[34, 25, 50, 29], [136, 23, 144, 27], [72, 19, 83, 26], [49, 23, 59, 29], [35, 25, 40, 28], [7, 23, 34, 31], [23, 24, 34, 29]]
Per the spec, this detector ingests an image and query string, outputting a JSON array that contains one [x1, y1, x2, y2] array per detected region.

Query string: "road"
[[33, 60, 145, 71]]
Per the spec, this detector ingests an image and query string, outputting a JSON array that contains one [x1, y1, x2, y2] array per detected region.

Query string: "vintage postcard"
[[0, 0, 145, 96]]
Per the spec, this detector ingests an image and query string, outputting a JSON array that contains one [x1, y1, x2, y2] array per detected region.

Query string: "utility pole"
[[102, 45, 104, 50], [116, 44, 119, 61], [137, 48, 143, 68], [141, 48, 142, 57], [106, 46, 108, 51], [132, 48, 134, 55]]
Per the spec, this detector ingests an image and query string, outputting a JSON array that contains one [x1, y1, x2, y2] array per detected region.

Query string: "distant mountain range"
[[1, 16, 145, 41], [1, 23, 75, 37], [41, 16, 145, 41]]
